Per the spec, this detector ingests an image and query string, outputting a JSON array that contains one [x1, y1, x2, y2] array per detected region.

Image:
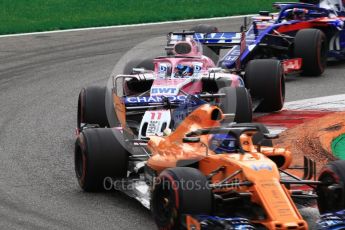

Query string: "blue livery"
[[192, 1, 345, 72]]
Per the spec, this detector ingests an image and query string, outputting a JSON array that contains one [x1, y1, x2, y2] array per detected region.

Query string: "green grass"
[[0, 0, 296, 35]]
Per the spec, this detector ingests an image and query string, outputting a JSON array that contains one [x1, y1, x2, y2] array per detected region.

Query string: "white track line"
[[0, 14, 255, 38], [284, 94, 345, 111]]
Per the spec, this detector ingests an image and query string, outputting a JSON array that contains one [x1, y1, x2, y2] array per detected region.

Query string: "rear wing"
[[194, 32, 255, 47], [168, 30, 253, 71], [168, 32, 255, 48]]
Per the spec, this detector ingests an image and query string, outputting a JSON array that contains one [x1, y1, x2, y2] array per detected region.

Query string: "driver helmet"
[[209, 134, 237, 154], [284, 8, 308, 20], [175, 64, 194, 77], [292, 8, 308, 20]]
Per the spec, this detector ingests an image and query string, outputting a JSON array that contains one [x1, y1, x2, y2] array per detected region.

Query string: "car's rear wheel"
[[294, 28, 327, 76], [75, 128, 128, 192], [151, 167, 212, 230], [245, 59, 285, 112], [219, 87, 252, 123], [317, 160, 345, 214], [77, 86, 109, 131]]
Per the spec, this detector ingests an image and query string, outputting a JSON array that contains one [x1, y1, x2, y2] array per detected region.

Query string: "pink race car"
[[77, 32, 285, 137]]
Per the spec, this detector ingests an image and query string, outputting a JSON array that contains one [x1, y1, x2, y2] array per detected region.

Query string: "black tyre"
[[245, 59, 285, 112], [231, 123, 273, 147], [190, 24, 220, 63], [317, 160, 345, 214], [123, 58, 154, 75], [74, 128, 128, 192], [151, 167, 212, 230], [77, 86, 109, 131], [219, 87, 252, 123], [294, 28, 327, 76]]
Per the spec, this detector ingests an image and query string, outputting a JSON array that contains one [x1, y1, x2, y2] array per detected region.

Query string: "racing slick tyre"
[[294, 28, 327, 76], [231, 123, 273, 147], [190, 24, 220, 64], [77, 86, 109, 131], [74, 128, 128, 192], [219, 87, 252, 123], [123, 58, 154, 74], [316, 160, 345, 214], [151, 167, 212, 230], [245, 59, 285, 112]]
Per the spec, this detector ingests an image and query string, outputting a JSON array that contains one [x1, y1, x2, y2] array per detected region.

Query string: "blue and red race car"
[[192, 0, 345, 76]]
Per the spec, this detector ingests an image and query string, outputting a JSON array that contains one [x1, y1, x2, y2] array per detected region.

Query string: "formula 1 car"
[[74, 104, 345, 229], [191, 0, 345, 76], [77, 32, 285, 136]]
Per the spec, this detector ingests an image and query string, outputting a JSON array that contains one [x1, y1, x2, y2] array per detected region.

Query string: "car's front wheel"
[[151, 167, 212, 230], [77, 86, 109, 131], [294, 28, 327, 76], [219, 87, 252, 123], [245, 59, 285, 112], [317, 160, 345, 214], [75, 128, 128, 192]]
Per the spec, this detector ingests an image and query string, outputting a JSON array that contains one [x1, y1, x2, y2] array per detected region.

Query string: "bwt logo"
[[151, 88, 177, 94]]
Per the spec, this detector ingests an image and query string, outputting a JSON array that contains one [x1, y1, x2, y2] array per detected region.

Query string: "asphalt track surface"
[[1, 17, 345, 230]]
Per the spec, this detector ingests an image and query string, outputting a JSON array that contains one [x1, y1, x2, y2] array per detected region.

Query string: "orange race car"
[[74, 104, 345, 230]]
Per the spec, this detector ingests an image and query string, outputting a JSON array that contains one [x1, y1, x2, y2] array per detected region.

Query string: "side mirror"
[[183, 137, 200, 143], [132, 68, 146, 74], [208, 67, 222, 73]]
